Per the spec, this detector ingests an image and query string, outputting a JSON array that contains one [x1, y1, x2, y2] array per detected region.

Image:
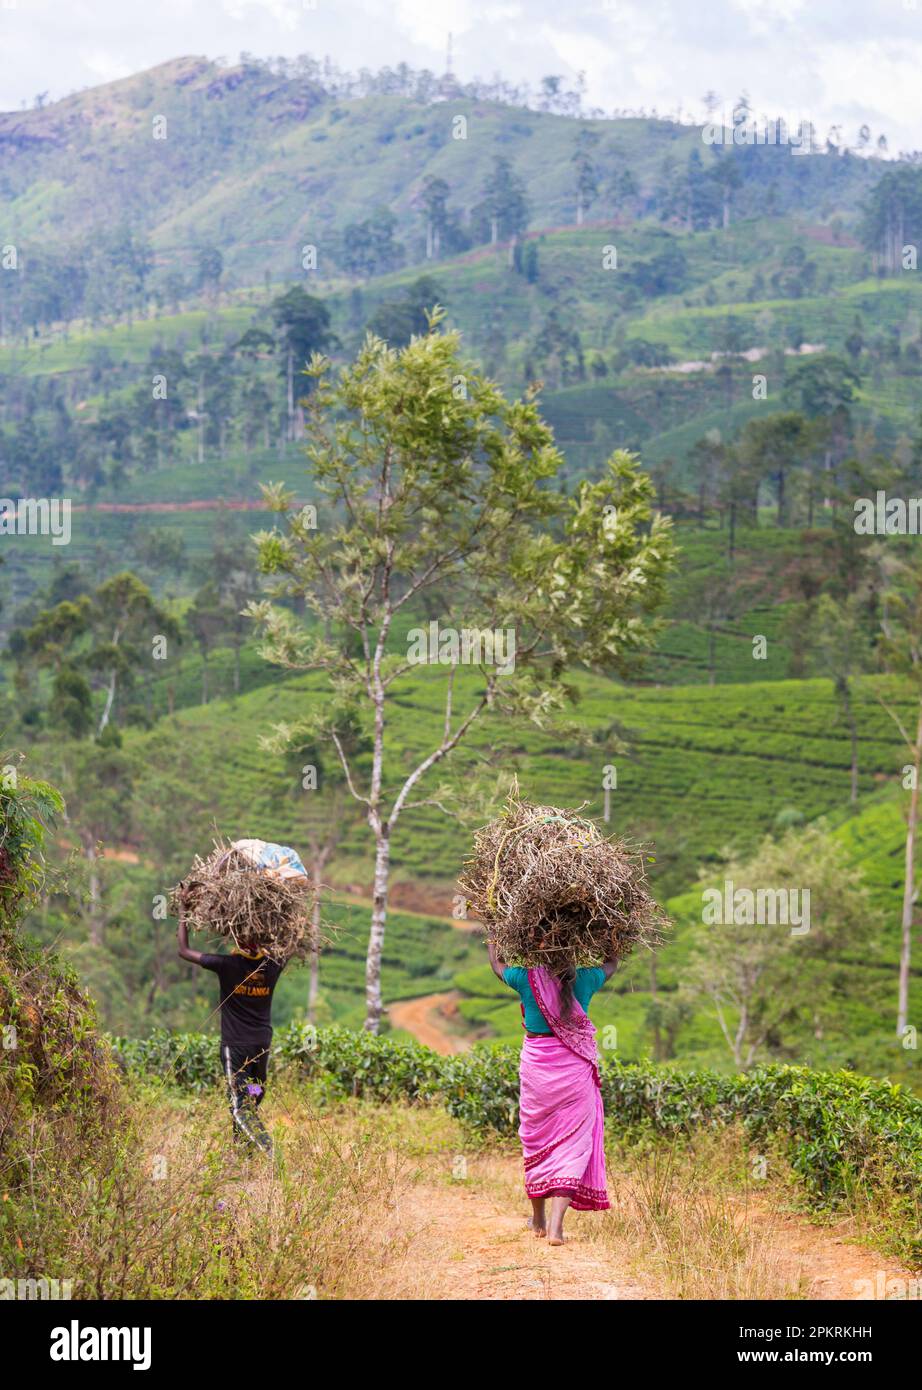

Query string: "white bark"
[[97, 671, 117, 736], [82, 834, 103, 947], [364, 830, 390, 1032], [898, 705, 921, 1037]]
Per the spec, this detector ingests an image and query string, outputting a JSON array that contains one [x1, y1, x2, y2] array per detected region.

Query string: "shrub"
[[1, 764, 123, 1253], [112, 1029, 219, 1093], [278, 1022, 443, 1102]]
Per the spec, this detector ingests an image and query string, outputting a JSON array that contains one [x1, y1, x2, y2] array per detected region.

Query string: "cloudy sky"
[[1, 0, 920, 151]]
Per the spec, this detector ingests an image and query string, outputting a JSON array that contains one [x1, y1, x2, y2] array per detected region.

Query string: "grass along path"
[[363, 1148, 917, 1301]]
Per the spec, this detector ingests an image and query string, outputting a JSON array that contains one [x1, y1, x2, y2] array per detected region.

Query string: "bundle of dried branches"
[[459, 793, 667, 970], [169, 843, 316, 964]]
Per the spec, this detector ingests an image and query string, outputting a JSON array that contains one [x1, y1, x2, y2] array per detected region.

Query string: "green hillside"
[[13, 648, 917, 1083], [0, 56, 879, 286]]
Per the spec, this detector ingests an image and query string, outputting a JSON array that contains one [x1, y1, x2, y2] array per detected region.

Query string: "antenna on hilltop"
[[446, 32, 453, 76]]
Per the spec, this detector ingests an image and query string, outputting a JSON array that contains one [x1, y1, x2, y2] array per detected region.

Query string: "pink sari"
[[517, 967, 610, 1212]]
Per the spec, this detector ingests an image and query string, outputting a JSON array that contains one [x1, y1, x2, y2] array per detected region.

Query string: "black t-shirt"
[[199, 951, 284, 1049]]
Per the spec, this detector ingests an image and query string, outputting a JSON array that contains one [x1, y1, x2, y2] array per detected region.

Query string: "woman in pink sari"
[[488, 941, 617, 1245]]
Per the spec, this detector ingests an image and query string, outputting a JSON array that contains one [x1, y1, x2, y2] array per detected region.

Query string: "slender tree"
[[739, 411, 808, 527], [806, 592, 871, 804], [18, 573, 171, 737], [270, 287, 335, 442], [482, 157, 529, 245], [572, 129, 600, 226], [248, 315, 674, 1030], [875, 550, 922, 1038], [418, 176, 450, 259]]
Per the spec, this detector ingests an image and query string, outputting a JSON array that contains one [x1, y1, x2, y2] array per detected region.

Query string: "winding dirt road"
[[388, 991, 471, 1055]]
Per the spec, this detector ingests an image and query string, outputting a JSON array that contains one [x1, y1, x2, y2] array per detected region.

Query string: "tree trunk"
[[97, 671, 117, 737], [649, 958, 662, 1061], [83, 836, 103, 947], [823, 448, 832, 509], [897, 705, 922, 1037], [364, 830, 390, 1032], [286, 348, 294, 442], [308, 884, 322, 1025], [841, 679, 859, 804], [734, 1004, 746, 1068]]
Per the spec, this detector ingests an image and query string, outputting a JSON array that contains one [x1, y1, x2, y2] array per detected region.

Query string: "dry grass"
[[4, 1079, 461, 1300], [459, 791, 668, 969], [169, 843, 316, 963], [586, 1132, 807, 1300]]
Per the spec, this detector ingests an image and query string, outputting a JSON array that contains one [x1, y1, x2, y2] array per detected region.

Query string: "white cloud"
[[0, 0, 918, 151], [78, 48, 136, 84]]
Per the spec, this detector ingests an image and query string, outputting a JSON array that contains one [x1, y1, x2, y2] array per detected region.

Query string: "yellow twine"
[[485, 813, 589, 912]]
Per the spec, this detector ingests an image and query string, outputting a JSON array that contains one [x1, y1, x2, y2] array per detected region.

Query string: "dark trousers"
[[221, 1043, 272, 1153]]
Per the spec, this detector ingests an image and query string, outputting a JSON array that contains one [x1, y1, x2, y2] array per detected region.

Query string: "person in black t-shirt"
[[178, 911, 285, 1153]]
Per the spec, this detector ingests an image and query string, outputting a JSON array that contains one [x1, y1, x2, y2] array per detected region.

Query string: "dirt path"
[[330, 885, 480, 932], [388, 991, 471, 1055], [382, 1153, 916, 1301], [742, 1200, 915, 1300], [387, 1154, 653, 1300]]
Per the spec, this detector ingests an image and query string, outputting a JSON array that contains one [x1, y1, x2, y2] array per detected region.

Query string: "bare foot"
[[528, 1197, 546, 1238], [547, 1195, 570, 1247]]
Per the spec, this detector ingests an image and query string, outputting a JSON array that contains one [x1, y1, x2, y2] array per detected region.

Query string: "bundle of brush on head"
[[459, 794, 667, 970], [169, 840, 315, 964]]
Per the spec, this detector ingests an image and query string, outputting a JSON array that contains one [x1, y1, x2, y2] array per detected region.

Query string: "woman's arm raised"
[[487, 938, 507, 981]]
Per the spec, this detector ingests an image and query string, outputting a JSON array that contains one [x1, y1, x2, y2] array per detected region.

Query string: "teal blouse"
[[502, 965, 607, 1033]]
